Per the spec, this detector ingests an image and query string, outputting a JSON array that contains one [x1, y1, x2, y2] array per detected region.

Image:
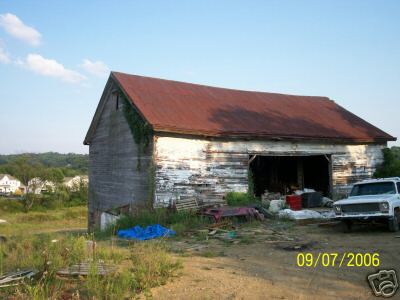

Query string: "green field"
[[0, 204, 87, 237], [0, 202, 181, 299]]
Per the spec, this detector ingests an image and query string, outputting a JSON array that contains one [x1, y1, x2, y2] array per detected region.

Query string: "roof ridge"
[[111, 71, 332, 100]]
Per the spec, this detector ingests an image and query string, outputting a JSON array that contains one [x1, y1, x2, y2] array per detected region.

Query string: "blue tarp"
[[117, 224, 176, 240]]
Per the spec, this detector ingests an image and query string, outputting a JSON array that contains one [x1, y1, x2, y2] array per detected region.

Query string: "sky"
[[0, 0, 399, 154]]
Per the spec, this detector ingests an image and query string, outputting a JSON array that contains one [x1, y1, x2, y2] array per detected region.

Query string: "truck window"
[[397, 182, 400, 194], [350, 182, 396, 196]]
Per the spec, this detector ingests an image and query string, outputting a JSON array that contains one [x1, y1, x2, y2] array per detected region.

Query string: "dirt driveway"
[[149, 220, 400, 300]]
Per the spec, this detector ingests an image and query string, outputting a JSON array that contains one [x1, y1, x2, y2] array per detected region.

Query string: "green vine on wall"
[[147, 160, 156, 207], [248, 168, 255, 198], [122, 96, 152, 170]]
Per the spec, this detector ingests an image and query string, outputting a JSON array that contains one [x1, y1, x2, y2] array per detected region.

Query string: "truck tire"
[[388, 213, 399, 232]]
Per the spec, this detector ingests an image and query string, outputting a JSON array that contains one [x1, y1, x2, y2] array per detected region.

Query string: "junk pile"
[[261, 192, 283, 202], [201, 206, 264, 222], [293, 189, 334, 208], [0, 270, 38, 288], [278, 209, 335, 220], [261, 189, 335, 220]]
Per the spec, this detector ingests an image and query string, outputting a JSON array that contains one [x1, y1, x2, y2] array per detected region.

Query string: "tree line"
[[0, 152, 88, 175]]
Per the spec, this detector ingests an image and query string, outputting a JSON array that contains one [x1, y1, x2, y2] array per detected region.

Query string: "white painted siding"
[[154, 135, 386, 205]]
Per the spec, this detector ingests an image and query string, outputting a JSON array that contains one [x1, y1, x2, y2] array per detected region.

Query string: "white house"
[[0, 174, 24, 194], [63, 175, 88, 191], [28, 178, 56, 194]]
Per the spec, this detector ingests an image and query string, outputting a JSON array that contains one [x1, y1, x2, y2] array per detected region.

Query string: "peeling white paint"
[[154, 136, 386, 204]]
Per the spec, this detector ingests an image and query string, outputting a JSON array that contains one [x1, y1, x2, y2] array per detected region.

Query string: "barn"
[[84, 72, 396, 228]]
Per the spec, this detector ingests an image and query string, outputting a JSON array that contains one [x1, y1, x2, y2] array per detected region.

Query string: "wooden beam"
[[248, 154, 257, 165]]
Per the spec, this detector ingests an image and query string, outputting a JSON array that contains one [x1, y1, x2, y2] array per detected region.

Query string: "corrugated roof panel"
[[111, 72, 395, 143]]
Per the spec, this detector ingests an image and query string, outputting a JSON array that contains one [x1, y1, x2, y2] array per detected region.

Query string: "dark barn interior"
[[249, 155, 331, 197]]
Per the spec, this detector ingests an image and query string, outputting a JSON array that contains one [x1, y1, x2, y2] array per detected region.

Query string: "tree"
[[374, 147, 400, 178], [6, 156, 45, 210], [44, 168, 64, 184], [7, 156, 42, 188]]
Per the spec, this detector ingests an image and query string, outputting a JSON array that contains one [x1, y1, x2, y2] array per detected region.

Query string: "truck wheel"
[[341, 220, 353, 233], [388, 214, 399, 232]]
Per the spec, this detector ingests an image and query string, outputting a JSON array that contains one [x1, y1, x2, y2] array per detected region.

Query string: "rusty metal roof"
[[111, 72, 395, 143]]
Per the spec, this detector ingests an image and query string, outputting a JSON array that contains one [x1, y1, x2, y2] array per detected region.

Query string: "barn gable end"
[[85, 79, 153, 228]]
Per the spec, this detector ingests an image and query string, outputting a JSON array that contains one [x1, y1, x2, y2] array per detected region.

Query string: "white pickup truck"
[[333, 178, 400, 232]]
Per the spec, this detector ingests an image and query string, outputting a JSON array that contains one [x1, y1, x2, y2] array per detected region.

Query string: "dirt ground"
[[148, 220, 400, 300]]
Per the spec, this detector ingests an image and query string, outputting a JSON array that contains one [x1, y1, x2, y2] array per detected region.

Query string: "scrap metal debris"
[[278, 241, 316, 251], [201, 206, 264, 222], [0, 269, 38, 288]]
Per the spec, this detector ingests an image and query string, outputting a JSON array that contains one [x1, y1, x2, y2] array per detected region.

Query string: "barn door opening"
[[249, 155, 331, 197]]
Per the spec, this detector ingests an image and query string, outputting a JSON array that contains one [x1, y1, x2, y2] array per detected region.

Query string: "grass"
[[0, 197, 270, 298], [238, 235, 255, 245], [129, 242, 181, 290], [225, 192, 259, 206], [0, 201, 184, 298], [0, 227, 181, 299], [0, 205, 87, 236], [0, 197, 25, 213], [0, 196, 88, 237], [99, 208, 212, 239]]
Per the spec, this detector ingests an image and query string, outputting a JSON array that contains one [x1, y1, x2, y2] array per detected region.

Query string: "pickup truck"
[[333, 178, 400, 232]]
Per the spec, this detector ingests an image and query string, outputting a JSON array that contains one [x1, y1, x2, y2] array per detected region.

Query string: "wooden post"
[[297, 157, 304, 190]]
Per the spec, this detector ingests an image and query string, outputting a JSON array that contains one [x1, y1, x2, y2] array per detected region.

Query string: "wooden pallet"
[[175, 198, 199, 211], [56, 262, 117, 277]]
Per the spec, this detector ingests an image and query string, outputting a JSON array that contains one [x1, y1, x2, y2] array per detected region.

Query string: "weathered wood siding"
[[88, 84, 152, 228], [153, 135, 386, 205], [153, 136, 248, 206], [331, 146, 385, 198]]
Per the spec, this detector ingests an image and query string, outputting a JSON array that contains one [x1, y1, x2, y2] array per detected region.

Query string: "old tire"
[[388, 214, 399, 232], [341, 220, 353, 233]]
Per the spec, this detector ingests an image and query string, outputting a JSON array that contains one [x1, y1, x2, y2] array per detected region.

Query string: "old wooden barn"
[[84, 72, 396, 228]]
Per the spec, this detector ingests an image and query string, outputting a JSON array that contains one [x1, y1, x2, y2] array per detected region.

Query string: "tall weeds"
[[0, 234, 181, 299]]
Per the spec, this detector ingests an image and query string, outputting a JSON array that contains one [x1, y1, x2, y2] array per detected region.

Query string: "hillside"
[[0, 152, 88, 175]]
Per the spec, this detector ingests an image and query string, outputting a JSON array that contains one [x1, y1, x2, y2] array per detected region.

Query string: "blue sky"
[[0, 1, 399, 154]]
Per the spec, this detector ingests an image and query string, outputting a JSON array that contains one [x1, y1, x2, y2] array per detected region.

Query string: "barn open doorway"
[[249, 155, 331, 197]]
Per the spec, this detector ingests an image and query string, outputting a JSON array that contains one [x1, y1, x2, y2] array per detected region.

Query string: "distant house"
[[63, 175, 88, 191], [28, 178, 55, 194], [0, 174, 25, 194], [84, 72, 396, 228]]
